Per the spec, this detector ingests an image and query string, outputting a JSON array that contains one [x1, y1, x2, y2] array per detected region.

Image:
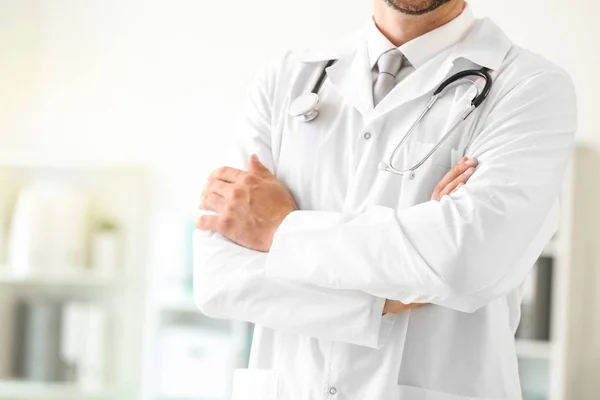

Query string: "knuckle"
[[219, 215, 234, 231], [218, 166, 231, 177], [231, 186, 244, 199], [224, 203, 236, 215], [241, 174, 254, 185], [452, 164, 464, 176], [196, 216, 209, 230], [212, 167, 224, 177]]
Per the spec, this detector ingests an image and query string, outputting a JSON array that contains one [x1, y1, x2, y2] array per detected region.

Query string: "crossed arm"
[[197, 154, 478, 314], [193, 58, 576, 348], [194, 145, 477, 349]]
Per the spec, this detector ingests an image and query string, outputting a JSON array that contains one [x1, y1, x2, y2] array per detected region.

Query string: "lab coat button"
[[329, 387, 337, 395], [364, 132, 372, 140]]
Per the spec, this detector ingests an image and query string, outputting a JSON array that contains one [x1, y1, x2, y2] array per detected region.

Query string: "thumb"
[[248, 154, 272, 177]]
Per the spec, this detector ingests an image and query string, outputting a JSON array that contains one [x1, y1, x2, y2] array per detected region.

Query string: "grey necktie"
[[373, 49, 404, 106]]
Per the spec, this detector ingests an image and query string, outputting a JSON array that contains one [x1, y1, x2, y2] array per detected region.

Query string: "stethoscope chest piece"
[[378, 161, 416, 180], [289, 93, 320, 122]]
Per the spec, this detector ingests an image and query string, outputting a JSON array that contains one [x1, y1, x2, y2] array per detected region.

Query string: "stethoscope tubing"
[[311, 59, 337, 94], [382, 68, 491, 177], [290, 63, 493, 178]]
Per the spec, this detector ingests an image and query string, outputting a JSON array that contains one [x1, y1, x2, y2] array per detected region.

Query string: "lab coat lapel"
[[325, 39, 375, 116], [367, 54, 455, 124], [366, 18, 513, 124]]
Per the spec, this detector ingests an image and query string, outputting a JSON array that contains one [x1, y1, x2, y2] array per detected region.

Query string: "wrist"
[[382, 299, 394, 315], [264, 211, 292, 252]]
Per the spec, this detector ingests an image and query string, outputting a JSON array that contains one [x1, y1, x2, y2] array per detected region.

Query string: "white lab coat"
[[194, 16, 577, 400]]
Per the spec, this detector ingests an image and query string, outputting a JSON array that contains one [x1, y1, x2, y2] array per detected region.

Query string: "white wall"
[[0, 0, 597, 208], [469, 0, 599, 138], [0, 0, 369, 164]]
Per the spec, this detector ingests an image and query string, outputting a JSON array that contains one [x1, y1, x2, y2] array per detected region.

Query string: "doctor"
[[195, 0, 577, 399]]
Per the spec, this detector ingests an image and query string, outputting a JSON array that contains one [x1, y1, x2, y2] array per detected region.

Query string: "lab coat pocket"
[[408, 141, 453, 170], [396, 384, 497, 400], [231, 369, 279, 400]]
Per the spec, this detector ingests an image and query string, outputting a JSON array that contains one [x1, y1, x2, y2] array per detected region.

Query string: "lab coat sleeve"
[[264, 70, 578, 313], [193, 55, 396, 349]]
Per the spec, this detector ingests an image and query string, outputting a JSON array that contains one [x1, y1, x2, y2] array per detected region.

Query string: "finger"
[[404, 302, 427, 310], [201, 193, 227, 212], [450, 182, 465, 194], [435, 157, 475, 192], [196, 214, 218, 232], [392, 302, 428, 313], [203, 178, 234, 198], [209, 166, 246, 184], [248, 154, 272, 178], [440, 167, 475, 197]]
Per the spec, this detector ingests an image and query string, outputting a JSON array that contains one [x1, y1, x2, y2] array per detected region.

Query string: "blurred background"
[[0, 1, 598, 400]]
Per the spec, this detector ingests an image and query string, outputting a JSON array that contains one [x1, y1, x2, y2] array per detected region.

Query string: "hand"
[[383, 299, 426, 315], [430, 156, 478, 202], [384, 158, 479, 314], [197, 154, 299, 252]]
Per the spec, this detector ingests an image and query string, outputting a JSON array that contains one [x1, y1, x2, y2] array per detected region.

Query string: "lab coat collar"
[[368, 18, 513, 122], [296, 17, 512, 118], [325, 39, 375, 115], [295, 30, 363, 63], [294, 29, 374, 115], [297, 12, 510, 70], [449, 17, 513, 72], [367, 3, 476, 70]]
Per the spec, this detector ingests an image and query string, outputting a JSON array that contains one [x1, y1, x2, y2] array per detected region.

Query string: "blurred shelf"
[[0, 153, 150, 169], [155, 397, 225, 400], [0, 381, 114, 400], [0, 270, 121, 288], [154, 396, 227, 400], [158, 296, 198, 313], [575, 134, 600, 146], [516, 339, 553, 360]]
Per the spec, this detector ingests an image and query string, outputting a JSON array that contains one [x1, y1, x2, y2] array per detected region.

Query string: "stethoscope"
[[288, 60, 493, 179]]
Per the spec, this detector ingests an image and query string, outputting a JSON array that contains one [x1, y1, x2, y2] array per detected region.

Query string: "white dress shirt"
[[368, 4, 475, 86]]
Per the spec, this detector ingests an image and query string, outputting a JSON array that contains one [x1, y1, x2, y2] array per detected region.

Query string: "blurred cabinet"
[[551, 140, 600, 400], [0, 162, 152, 400], [516, 140, 600, 400], [138, 170, 253, 400], [0, 159, 254, 400]]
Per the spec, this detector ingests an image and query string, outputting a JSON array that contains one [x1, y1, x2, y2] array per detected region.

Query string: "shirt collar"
[[367, 3, 476, 70], [297, 5, 511, 73]]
